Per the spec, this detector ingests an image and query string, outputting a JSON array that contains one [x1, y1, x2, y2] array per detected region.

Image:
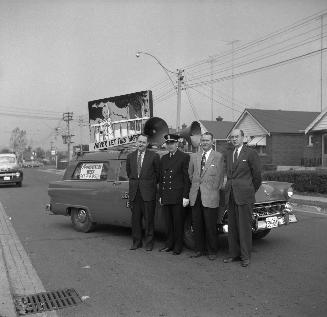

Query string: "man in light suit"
[[223, 129, 262, 267], [188, 132, 224, 260], [126, 133, 160, 251]]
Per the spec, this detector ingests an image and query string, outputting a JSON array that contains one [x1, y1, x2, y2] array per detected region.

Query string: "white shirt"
[[138, 150, 145, 166], [233, 145, 243, 162], [202, 148, 212, 161]]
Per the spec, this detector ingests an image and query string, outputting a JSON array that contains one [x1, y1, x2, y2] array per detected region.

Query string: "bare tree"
[[10, 127, 27, 163]]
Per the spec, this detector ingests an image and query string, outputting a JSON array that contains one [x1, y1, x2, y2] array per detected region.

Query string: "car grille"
[[0, 172, 17, 177], [253, 202, 287, 216]]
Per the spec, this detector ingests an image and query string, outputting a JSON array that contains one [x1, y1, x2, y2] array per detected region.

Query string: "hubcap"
[[76, 209, 87, 223]]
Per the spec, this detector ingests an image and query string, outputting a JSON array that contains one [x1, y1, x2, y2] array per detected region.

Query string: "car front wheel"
[[71, 208, 96, 233]]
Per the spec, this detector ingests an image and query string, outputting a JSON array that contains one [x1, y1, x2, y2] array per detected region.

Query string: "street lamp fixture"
[[136, 50, 184, 131]]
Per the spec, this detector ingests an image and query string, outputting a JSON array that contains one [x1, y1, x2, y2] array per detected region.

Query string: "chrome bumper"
[[221, 209, 297, 234]]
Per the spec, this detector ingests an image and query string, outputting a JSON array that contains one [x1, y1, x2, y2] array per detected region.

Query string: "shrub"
[[262, 170, 327, 194]]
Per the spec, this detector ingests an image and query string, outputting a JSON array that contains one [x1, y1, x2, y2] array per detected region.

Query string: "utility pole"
[[176, 69, 184, 132], [320, 14, 326, 112], [62, 112, 74, 162], [78, 116, 84, 155], [228, 40, 239, 121], [208, 56, 214, 121]]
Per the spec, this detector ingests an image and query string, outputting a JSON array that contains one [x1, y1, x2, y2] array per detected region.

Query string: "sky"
[[1, 0, 327, 150]]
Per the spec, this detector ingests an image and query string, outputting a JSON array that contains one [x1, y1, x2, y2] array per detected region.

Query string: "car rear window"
[[72, 162, 115, 180]]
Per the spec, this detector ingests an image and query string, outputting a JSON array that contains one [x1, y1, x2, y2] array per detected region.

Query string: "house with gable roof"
[[304, 108, 327, 167], [228, 109, 319, 167], [199, 117, 234, 152]]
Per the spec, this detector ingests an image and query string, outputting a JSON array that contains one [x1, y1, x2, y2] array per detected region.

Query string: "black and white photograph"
[[1, 0, 327, 316]]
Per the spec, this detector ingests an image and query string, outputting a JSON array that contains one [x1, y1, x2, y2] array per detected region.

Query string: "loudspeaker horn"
[[179, 121, 202, 147], [143, 117, 169, 147]]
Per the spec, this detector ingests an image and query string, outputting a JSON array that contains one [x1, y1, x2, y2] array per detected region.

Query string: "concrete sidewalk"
[[291, 193, 327, 213], [0, 201, 58, 317]]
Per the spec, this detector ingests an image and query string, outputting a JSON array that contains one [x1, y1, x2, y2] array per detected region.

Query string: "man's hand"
[[182, 198, 189, 207]]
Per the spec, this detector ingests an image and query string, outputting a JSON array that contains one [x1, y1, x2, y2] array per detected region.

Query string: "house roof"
[[200, 120, 235, 139], [245, 109, 320, 133], [305, 107, 327, 134]]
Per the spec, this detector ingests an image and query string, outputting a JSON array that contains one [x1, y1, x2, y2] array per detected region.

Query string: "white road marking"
[[0, 201, 58, 316]]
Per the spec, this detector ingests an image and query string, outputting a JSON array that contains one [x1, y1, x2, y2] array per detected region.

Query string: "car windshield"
[[0, 156, 16, 163]]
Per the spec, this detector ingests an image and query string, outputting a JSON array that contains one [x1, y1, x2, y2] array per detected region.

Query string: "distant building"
[[229, 109, 319, 167], [199, 117, 234, 153], [304, 108, 327, 167]]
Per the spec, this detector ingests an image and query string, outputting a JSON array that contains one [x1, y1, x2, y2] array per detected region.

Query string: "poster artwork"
[[88, 90, 153, 148]]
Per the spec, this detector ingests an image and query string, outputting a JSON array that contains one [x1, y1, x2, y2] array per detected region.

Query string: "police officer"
[[158, 134, 190, 255]]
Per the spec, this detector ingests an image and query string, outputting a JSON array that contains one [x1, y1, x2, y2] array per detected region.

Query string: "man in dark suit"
[[224, 129, 262, 267], [158, 134, 190, 255], [126, 133, 160, 251], [188, 132, 224, 260]]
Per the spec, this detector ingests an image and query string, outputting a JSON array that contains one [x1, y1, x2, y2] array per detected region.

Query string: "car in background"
[[22, 160, 44, 168], [0, 153, 23, 187], [46, 150, 297, 249]]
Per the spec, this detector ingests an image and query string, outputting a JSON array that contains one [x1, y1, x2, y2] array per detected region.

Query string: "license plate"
[[266, 216, 278, 228], [4, 176, 10, 180]]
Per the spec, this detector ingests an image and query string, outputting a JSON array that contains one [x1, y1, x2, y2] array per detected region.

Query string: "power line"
[[0, 111, 61, 120], [187, 47, 327, 88], [187, 26, 327, 82], [183, 10, 327, 71]]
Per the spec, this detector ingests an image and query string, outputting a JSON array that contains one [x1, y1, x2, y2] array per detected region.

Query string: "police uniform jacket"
[[159, 149, 190, 205]]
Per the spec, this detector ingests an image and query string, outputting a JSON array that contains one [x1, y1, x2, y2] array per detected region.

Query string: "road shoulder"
[[0, 201, 58, 317]]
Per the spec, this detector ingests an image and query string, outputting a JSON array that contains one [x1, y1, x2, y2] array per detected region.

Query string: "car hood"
[[255, 181, 292, 203], [0, 163, 19, 171]]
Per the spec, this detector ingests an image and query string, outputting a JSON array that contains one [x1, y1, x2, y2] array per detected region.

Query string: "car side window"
[[118, 160, 128, 181], [72, 162, 113, 181]]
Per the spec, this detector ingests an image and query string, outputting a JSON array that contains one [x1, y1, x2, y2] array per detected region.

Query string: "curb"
[[0, 247, 16, 317], [0, 202, 58, 317], [290, 200, 327, 215]]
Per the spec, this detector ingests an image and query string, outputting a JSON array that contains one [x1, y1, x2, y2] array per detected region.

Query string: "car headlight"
[[287, 187, 294, 198], [15, 172, 20, 177]]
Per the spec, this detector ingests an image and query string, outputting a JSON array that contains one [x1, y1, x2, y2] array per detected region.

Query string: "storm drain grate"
[[13, 288, 83, 315]]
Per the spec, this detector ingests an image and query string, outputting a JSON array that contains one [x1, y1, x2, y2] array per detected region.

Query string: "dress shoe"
[[190, 252, 204, 258], [130, 243, 142, 250], [173, 250, 181, 255], [208, 254, 217, 261], [241, 259, 250, 267], [159, 247, 172, 252], [223, 256, 241, 263]]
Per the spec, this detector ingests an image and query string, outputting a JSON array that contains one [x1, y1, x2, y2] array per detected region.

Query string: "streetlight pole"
[[136, 51, 183, 131]]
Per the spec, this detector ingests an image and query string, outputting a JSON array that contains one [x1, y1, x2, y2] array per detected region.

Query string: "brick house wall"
[[271, 133, 306, 166]]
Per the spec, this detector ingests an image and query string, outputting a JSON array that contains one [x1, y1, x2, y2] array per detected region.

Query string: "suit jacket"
[[225, 145, 262, 205], [159, 149, 190, 205], [188, 150, 224, 208], [126, 149, 160, 202]]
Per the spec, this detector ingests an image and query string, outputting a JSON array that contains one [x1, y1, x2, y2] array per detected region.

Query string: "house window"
[[256, 146, 267, 156], [308, 135, 313, 147]]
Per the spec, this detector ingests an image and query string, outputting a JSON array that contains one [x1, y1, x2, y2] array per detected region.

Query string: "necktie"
[[201, 152, 206, 175], [137, 152, 142, 176], [233, 149, 238, 163]]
